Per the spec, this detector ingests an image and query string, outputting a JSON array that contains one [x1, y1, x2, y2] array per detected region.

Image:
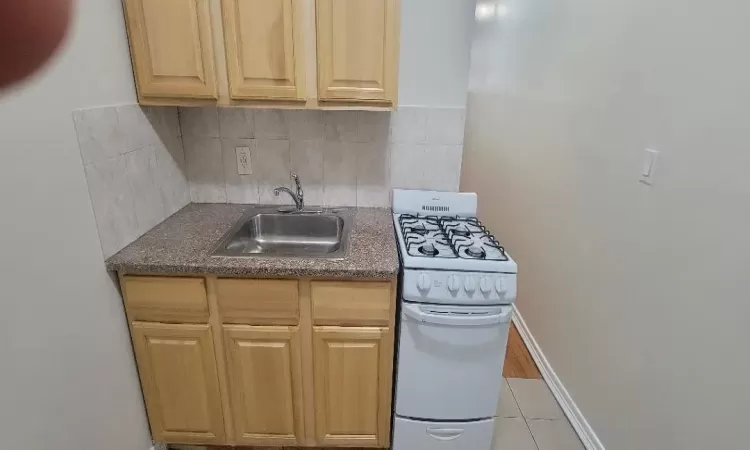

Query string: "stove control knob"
[[417, 273, 431, 293], [447, 275, 460, 295], [479, 277, 492, 295], [495, 277, 508, 295], [464, 276, 477, 294]]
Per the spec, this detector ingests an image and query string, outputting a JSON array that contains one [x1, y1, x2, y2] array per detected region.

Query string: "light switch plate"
[[640, 148, 659, 185], [236, 146, 252, 175]]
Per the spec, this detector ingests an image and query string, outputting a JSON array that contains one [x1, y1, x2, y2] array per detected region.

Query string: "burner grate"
[[398, 214, 508, 261]]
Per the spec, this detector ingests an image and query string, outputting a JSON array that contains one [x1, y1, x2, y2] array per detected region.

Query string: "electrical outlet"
[[235, 146, 252, 175]]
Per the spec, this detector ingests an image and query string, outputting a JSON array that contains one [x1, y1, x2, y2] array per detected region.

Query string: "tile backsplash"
[[75, 104, 465, 258], [179, 106, 465, 207], [74, 105, 189, 258]]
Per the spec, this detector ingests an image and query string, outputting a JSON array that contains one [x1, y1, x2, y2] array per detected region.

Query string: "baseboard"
[[511, 306, 605, 450]]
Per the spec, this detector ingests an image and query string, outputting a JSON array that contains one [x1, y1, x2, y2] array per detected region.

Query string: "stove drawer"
[[393, 417, 495, 450]]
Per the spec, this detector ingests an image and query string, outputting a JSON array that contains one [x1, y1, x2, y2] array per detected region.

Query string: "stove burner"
[[418, 244, 439, 256], [465, 246, 486, 258]]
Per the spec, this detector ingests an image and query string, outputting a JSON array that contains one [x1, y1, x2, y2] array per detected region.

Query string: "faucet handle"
[[291, 173, 304, 210]]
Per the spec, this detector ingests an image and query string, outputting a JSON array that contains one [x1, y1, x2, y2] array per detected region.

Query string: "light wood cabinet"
[[313, 326, 392, 447], [123, 276, 209, 322], [217, 278, 299, 324], [122, 275, 395, 448], [315, 0, 400, 104], [123, 0, 218, 100], [122, 0, 400, 108], [222, 0, 305, 100], [223, 325, 305, 445], [311, 281, 392, 326], [130, 322, 225, 444]]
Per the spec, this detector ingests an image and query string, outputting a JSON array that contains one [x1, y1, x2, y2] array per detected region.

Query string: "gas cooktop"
[[392, 190, 517, 273], [398, 214, 508, 261]]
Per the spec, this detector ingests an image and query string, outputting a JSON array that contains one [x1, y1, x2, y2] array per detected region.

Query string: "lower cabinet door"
[[223, 325, 305, 445], [130, 322, 225, 444], [313, 326, 393, 447]]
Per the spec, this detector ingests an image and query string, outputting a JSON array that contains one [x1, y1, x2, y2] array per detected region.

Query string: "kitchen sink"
[[212, 209, 351, 258]]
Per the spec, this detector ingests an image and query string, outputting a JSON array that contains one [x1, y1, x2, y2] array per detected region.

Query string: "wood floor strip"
[[503, 322, 542, 379]]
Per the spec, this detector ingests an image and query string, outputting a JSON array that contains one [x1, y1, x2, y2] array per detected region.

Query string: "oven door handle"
[[402, 303, 512, 326]]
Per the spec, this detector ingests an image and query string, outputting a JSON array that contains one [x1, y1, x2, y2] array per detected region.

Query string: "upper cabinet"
[[123, 0, 218, 100], [122, 0, 400, 108], [222, 0, 305, 100], [316, 0, 399, 104]]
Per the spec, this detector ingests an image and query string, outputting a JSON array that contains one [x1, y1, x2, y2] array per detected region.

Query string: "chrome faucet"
[[274, 173, 304, 211]]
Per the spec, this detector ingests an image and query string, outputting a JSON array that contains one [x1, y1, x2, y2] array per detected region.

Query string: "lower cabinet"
[[313, 326, 392, 447], [130, 322, 225, 444], [223, 325, 305, 446], [123, 276, 395, 448]]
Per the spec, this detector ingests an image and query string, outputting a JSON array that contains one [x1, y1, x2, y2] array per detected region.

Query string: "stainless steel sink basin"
[[212, 209, 351, 258]]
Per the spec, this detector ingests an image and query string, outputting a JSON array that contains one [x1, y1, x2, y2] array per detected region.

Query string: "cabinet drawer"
[[311, 281, 392, 326], [123, 276, 208, 322], [217, 279, 299, 324]]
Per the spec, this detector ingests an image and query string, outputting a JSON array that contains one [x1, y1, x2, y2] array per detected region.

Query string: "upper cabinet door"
[[222, 0, 305, 100], [123, 0, 218, 99], [131, 322, 225, 444], [316, 0, 400, 104]]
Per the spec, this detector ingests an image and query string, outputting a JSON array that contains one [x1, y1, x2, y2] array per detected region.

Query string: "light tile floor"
[[494, 377, 586, 450], [169, 378, 584, 450]]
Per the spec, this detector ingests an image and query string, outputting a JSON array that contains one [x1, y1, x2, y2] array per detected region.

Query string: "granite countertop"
[[106, 204, 399, 279]]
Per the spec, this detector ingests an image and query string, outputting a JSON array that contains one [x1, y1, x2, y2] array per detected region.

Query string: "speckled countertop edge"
[[106, 204, 400, 279]]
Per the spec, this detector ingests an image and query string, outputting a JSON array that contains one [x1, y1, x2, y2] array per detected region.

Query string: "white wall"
[[0, 1, 151, 449], [461, 0, 750, 449], [398, 0, 476, 107]]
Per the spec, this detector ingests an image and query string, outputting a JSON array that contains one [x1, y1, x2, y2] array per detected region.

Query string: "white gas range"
[[391, 189, 518, 450]]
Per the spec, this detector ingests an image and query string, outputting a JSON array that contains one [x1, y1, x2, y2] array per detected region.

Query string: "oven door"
[[395, 302, 511, 421]]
